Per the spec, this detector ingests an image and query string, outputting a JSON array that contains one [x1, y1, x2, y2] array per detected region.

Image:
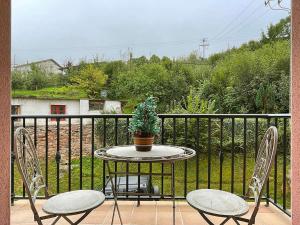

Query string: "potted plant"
[[129, 97, 160, 151]]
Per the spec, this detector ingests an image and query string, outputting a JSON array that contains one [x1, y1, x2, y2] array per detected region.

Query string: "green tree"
[[149, 54, 161, 63], [26, 65, 49, 90], [70, 64, 108, 98], [12, 70, 25, 89], [255, 84, 277, 113], [261, 16, 290, 44]]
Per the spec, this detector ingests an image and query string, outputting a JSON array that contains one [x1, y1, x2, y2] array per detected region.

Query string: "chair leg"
[[61, 210, 92, 225], [111, 202, 117, 225], [50, 216, 61, 225], [62, 216, 74, 224], [234, 216, 251, 225], [232, 218, 241, 225], [220, 217, 231, 225], [198, 212, 215, 225], [35, 212, 59, 225], [198, 211, 233, 225]]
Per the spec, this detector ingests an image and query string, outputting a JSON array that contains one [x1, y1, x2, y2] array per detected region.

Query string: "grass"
[[13, 153, 290, 209], [12, 86, 87, 100]]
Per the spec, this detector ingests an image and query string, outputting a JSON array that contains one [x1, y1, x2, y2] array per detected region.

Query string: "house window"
[[89, 100, 104, 111], [51, 105, 66, 121]]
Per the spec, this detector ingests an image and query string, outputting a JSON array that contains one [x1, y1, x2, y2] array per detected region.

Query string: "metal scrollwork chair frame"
[[14, 127, 105, 225], [245, 126, 278, 224], [186, 126, 278, 225]]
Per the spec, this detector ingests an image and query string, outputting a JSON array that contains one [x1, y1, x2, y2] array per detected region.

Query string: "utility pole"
[[128, 47, 133, 71], [199, 38, 209, 59]]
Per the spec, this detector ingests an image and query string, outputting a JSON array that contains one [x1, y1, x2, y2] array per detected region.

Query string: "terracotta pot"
[[133, 135, 154, 152]]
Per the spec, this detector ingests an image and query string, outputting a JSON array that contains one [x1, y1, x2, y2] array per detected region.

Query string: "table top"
[[186, 189, 249, 217], [42, 190, 105, 215], [95, 145, 196, 162]]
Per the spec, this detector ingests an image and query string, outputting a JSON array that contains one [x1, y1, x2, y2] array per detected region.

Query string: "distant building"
[[13, 59, 63, 74], [12, 97, 122, 125]]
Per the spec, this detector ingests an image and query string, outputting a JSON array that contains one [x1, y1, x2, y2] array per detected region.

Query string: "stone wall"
[[15, 124, 102, 161]]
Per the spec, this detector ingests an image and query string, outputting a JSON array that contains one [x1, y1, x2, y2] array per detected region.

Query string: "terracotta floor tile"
[[11, 200, 290, 225]]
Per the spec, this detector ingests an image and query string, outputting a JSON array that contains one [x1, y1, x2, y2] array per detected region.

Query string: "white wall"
[[12, 98, 80, 115], [14, 60, 62, 74], [79, 99, 90, 115], [12, 98, 80, 125], [12, 98, 122, 125]]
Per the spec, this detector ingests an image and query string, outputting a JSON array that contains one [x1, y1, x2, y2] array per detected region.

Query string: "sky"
[[12, 0, 290, 66]]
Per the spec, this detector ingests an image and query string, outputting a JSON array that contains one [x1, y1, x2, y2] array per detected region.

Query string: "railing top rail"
[[11, 113, 291, 119], [158, 114, 290, 118]]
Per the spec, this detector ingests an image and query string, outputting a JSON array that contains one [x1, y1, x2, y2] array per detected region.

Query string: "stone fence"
[[14, 124, 102, 161]]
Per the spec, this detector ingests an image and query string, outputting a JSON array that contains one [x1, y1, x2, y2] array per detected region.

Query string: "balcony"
[[10, 114, 291, 224]]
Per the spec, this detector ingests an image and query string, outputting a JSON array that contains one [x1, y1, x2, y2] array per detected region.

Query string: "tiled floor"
[[11, 200, 291, 225]]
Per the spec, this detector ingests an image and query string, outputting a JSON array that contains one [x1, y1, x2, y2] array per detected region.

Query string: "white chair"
[[14, 127, 106, 225], [186, 126, 278, 225]]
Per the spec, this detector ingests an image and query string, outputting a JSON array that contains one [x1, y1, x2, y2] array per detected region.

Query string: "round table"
[[95, 145, 196, 225]]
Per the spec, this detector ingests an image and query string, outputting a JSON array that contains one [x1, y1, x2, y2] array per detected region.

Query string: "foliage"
[[69, 64, 108, 98], [12, 86, 87, 99], [261, 16, 290, 44], [95, 118, 129, 146], [202, 40, 290, 113], [128, 97, 160, 136], [109, 62, 194, 112], [12, 65, 67, 90], [170, 88, 217, 114]]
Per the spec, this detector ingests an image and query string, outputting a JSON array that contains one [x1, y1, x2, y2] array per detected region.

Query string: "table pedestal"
[[105, 161, 176, 225]]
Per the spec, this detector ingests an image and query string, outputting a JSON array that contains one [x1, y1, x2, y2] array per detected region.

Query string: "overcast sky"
[[12, 0, 290, 65]]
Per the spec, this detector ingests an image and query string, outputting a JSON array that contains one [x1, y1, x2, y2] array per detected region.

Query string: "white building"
[[13, 59, 63, 74], [12, 98, 122, 125]]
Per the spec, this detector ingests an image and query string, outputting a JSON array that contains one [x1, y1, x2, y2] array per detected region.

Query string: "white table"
[[95, 145, 196, 225]]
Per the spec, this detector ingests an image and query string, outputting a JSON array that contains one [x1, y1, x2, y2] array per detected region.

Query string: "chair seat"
[[186, 189, 249, 217], [42, 190, 105, 215]]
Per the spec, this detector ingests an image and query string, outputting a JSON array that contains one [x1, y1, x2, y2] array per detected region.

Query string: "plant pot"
[[133, 135, 154, 152]]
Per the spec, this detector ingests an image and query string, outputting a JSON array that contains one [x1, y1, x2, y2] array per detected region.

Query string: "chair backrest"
[[14, 127, 48, 204], [247, 126, 278, 204]]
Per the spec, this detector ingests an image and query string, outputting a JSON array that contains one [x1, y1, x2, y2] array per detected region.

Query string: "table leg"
[[171, 162, 175, 225], [107, 162, 123, 225]]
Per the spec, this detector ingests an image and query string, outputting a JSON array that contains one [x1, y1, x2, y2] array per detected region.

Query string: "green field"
[[12, 86, 87, 100]]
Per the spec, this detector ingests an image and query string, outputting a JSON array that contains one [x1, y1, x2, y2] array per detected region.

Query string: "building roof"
[[14, 59, 63, 69]]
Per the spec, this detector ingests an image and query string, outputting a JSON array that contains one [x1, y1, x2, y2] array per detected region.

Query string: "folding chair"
[[186, 126, 278, 225], [14, 127, 106, 225]]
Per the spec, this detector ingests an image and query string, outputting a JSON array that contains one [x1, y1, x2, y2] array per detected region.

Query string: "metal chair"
[[14, 127, 106, 225], [186, 126, 278, 225]]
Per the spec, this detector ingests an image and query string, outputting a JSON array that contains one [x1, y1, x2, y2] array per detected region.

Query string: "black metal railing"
[[11, 114, 291, 216]]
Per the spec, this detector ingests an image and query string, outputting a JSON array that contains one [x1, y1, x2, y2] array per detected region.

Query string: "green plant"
[[129, 97, 160, 137]]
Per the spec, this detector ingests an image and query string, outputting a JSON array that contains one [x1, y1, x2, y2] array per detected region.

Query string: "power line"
[[213, 3, 266, 42], [232, 9, 271, 36], [210, 0, 258, 41], [214, 9, 270, 44]]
